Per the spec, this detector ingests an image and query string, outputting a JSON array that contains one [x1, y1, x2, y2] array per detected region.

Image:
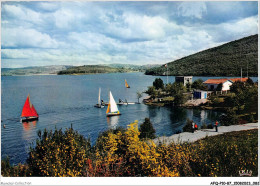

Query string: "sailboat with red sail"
[[21, 94, 39, 122]]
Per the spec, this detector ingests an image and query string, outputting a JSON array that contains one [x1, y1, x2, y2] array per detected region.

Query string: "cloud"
[[204, 15, 258, 42], [2, 4, 43, 25], [177, 2, 207, 19], [2, 27, 59, 49], [1, 1, 258, 68]]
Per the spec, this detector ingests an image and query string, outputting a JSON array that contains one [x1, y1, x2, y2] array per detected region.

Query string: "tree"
[[186, 82, 192, 92], [220, 108, 239, 126], [136, 91, 143, 103], [139, 118, 156, 139], [153, 78, 164, 90], [145, 86, 158, 99], [216, 83, 223, 91], [246, 78, 254, 86], [191, 79, 207, 90], [182, 119, 193, 132], [230, 81, 246, 94], [170, 82, 187, 106], [229, 81, 247, 113]]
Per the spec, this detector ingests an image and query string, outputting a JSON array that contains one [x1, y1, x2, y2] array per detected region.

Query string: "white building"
[[203, 78, 248, 91], [203, 79, 233, 91]]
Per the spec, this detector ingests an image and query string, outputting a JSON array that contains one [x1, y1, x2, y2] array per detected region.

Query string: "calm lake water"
[[1, 72, 258, 165]]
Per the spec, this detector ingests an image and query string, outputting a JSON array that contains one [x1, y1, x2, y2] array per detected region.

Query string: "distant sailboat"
[[94, 88, 104, 108], [21, 94, 39, 122], [125, 79, 130, 88], [106, 91, 121, 116]]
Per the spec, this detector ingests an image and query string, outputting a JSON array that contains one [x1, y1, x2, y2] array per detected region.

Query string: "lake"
[[1, 72, 257, 165]]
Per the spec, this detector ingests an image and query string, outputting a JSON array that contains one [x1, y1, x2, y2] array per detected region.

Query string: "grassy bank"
[[1, 122, 258, 177]]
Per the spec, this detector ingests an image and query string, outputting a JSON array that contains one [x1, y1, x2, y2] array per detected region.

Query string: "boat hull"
[[106, 112, 121, 117], [94, 104, 104, 108], [21, 117, 38, 122]]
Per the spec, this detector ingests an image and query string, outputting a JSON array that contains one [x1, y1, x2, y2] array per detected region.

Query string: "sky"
[[1, 1, 258, 68]]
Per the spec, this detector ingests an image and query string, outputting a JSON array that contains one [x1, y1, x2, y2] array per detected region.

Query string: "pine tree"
[[139, 118, 156, 139]]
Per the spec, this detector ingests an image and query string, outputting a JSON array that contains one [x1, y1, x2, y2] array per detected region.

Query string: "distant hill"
[[145, 34, 258, 76], [1, 64, 160, 76], [57, 65, 136, 75], [1, 65, 71, 76], [105, 63, 160, 72]]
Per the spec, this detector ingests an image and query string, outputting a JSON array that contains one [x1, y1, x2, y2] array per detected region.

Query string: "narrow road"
[[154, 123, 258, 145]]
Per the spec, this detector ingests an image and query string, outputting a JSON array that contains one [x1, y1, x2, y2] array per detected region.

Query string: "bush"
[[2, 122, 258, 177], [183, 119, 193, 132], [1, 157, 29, 177], [207, 123, 214, 129], [201, 123, 207, 129], [139, 118, 156, 139], [93, 121, 178, 176], [153, 78, 164, 90], [27, 127, 92, 176], [220, 109, 239, 126]]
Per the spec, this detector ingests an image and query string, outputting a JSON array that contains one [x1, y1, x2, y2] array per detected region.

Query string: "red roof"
[[229, 78, 248, 82], [203, 79, 229, 84], [204, 78, 248, 84]]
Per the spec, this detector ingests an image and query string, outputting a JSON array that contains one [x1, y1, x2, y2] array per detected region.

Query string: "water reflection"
[[106, 116, 120, 129], [147, 106, 160, 118], [169, 107, 187, 125], [22, 120, 37, 140], [22, 120, 37, 131]]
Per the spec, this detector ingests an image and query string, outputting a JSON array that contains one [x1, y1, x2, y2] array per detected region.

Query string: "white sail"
[[98, 88, 101, 105], [109, 91, 119, 113]]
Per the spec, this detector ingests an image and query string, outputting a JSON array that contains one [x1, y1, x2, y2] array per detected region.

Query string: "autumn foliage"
[[1, 121, 258, 177]]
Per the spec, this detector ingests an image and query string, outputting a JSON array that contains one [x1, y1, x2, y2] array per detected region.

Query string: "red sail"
[[31, 104, 39, 117], [21, 95, 38, 118]]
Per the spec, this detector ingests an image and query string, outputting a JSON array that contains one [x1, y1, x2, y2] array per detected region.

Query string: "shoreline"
[[1, 71, 140, 77], [154, 123, 258, 145]]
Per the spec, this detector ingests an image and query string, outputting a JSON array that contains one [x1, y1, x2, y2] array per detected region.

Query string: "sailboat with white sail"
[[106, 91, 121, 116], [94, 88, 104, 108]]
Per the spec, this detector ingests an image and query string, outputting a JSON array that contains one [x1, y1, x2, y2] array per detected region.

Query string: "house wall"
[[205, 84, 218, 90], [193, 91, 208, 99], [176, 76, 193, 86], [184, 77, 192, 86], [222, 81, 233, 91]]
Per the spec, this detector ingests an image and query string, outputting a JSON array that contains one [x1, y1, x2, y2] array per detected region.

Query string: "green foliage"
[[186, 82, 192, 92], [1, 124, 258, 177], [216, 83, 223, 91], [246, 78, 254, 85], [57, 65, 133, 75], [191, 129, 258, 176], [182, 119, 193, 132], [207, 123, 214, 129], [170, 82, 187, 105], [229, 81, 258, 114], [27, 127, 92, 176], [145, 35, 258, 76], [139, 118, 156, 139], [1, 157, 29, 177], [201, 123, 207, 129], [191, 79, 207, 90], [136, 91, 143, 103], [153, 78, 164, 90], [145, 86, 158, 99], [220, 108, 239, 126]]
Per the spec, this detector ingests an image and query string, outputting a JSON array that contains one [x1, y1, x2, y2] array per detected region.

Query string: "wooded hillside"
[[145, 35, 258, 76]]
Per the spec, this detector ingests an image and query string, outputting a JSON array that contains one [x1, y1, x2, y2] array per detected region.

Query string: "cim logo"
[[239, 170, 252, 176]]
